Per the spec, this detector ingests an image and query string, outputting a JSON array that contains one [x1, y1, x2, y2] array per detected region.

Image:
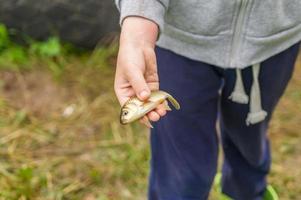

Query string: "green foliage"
[[0, 24, 9, 51], [0, 24, 27, 67], [0, 46, 27, 65], [0, 23, 117, 80], [0, 24, 64, 59], [0, 24, 70, 74], [29, 37, 61, 57]]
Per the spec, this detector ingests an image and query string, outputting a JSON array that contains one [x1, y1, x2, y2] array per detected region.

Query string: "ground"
[[0, 46, 300, 200]]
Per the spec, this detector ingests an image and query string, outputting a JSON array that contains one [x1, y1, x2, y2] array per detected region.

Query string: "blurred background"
[[0, 1, 300, 200]]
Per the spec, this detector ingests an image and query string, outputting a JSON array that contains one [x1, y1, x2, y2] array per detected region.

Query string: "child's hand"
[[114, 17, 167, 124]]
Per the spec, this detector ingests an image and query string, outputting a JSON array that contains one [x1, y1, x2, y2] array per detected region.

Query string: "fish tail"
[[166, 93, 180, 110]]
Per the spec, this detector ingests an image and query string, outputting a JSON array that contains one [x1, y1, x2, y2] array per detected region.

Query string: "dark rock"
[[0, 0, 120, 48]]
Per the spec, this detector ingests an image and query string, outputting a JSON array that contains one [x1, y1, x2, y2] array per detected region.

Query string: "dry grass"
[[268, 53, 301, 199], [0, 46, 149, 200], [0, 47, 300, 200]]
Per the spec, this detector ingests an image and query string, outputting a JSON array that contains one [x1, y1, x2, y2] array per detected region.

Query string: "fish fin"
[[164, 101, 172, 111], [166, 94, 180, 110], [140, 116, 154, 129]]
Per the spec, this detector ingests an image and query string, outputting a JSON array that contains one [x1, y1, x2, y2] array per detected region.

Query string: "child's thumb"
[[128, 71, 151, 100]]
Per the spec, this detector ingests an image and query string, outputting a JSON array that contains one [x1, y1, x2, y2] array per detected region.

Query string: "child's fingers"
[[155, 103, 167, 117], [139, 102, 169, 128], [147, 111, 160, 122], [138, 103, 169, 128], [139, 116, 153, 128], [146, 103, 168, 122]]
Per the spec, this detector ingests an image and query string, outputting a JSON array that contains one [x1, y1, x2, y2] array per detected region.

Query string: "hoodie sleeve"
[[115, 0, 169, 32]]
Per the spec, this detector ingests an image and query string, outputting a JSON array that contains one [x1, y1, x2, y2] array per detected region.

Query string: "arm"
[[115, 17, 166, 123], [115, 17, 158, 105], [114, 1, 169, 123]]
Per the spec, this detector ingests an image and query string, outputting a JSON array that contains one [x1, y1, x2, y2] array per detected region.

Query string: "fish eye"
[[123, 111, 128, 116]]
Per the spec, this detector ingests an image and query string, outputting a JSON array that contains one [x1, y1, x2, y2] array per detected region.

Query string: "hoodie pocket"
[[165, 0, 236, 36], [247, 0, 301, 38]]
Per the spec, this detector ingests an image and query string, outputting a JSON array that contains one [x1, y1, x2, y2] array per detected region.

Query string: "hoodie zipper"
[[230, 0, 249, 67]]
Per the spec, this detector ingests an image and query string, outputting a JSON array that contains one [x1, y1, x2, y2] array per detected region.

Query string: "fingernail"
[[140, 90, 149, 99]]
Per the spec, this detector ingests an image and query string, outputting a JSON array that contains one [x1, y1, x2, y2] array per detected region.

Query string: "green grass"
[[0, 24, 301, 199]]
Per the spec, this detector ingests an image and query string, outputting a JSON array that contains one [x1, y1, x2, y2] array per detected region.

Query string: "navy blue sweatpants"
[[149, 43, 300, 200]]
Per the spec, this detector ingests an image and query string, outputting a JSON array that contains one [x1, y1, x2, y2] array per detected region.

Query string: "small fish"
[[120, 90, 180, 128]]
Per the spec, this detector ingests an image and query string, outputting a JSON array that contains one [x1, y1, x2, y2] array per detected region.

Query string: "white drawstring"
[[229, 63, 267, 125], [246, 63, 267, 125], [229, 69, 249, 104]]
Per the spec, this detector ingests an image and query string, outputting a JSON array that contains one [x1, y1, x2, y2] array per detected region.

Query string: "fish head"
[[120, 102, 140, 125]]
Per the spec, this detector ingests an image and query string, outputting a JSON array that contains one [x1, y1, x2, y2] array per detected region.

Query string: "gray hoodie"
[[115, 0, 301, 69], [115, 0, 301, 125]]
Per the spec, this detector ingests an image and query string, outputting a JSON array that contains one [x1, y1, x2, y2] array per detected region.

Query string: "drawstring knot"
[[229, 69, 249, 104], [229, 63, 267, 126]]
